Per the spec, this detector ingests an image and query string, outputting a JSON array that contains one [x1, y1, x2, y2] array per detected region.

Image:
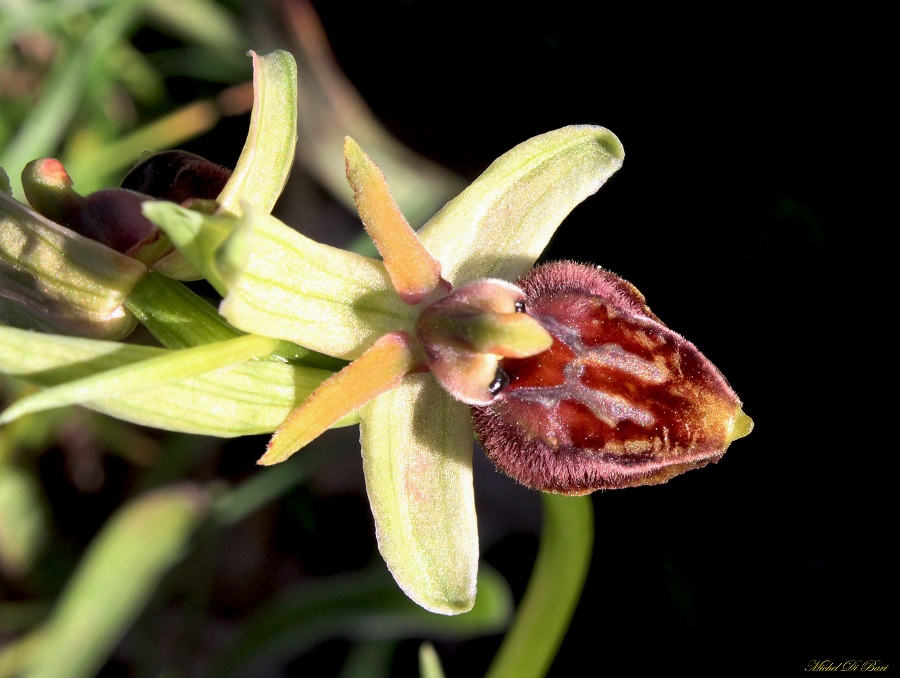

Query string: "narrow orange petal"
[[259, 332, 420, 465], [344, 137, 445, 303]]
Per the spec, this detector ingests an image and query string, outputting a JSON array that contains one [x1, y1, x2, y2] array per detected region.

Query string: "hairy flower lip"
[[473, 261, 751, 494]]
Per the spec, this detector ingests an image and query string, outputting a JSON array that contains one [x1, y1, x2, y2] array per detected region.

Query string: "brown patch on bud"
[[473, 261, 751, 494], [70, 189, 162, 257], [120, 150, 232, 204]]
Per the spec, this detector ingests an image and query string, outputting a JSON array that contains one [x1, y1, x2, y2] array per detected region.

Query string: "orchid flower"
[[0, 50, 751, 617]]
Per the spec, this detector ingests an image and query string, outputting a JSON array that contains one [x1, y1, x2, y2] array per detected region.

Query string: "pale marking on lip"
[[510, 343, 660, 429], [580, 343, 669, 384]]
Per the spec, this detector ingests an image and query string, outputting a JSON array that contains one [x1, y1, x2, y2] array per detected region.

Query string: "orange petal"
[[259, 331, 420, 465], [344, 137, 445, 303]]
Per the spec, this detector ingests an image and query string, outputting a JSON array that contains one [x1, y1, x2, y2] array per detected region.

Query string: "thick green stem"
[[484, 493, 594, 678]]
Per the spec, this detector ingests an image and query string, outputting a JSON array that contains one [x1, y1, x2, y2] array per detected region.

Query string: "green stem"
[[484, 493, 594, 678]]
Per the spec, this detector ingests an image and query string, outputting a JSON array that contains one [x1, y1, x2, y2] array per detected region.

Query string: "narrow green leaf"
[[214, 563, 511, 677], [417, 125, 624, 285], [22, 484, 208, 678], [0, 325, 352, 436], [0, 463, 47, 578], [213, 443, 354, 526], [485, 493, 594, 678], [0, 333, 282, 424], [0, 189, 145, 339], [419, 643, 447, 678], [338, 642, 395, 678], [217, 204, 416, 360], [359, 375, 479, 614], [146, 0, 246, 51], [217, 50, 298, 217]]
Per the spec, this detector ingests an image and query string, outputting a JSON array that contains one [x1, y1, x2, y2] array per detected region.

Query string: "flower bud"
[[473, 261, 752, 494], [22, 158, 165, 262], [120, 150, 232, 204], [0, 184, 145, 340]]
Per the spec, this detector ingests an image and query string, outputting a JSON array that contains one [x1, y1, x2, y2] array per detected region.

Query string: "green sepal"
[[217, 50, 298, 218], [217, 204, 416, 360], [417, 125, 624, 285], [359, 374, 479, 615]]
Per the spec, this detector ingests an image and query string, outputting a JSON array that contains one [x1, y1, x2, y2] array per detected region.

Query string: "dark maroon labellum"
[[473, 261, 751, 495]]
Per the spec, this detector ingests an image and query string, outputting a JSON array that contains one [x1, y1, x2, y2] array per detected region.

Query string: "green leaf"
[[359, 375, 479, 614], [485, 493, 594, 678], [417, 125, 624, 285], [0, 333, 283, 424], [21, 484, 208, 678], [217, 204, 416, 360], [0, 325, 353, 436], [0, 189, 146, 339], [146, 0, 246, 51], [214, 563, 511, 676], [217, 50, 298, 218]]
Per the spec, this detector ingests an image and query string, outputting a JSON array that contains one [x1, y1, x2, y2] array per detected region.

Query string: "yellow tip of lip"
[[729, 409, 754, 442]]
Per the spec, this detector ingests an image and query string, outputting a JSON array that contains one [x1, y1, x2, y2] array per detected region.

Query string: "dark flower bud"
[[473, 261, 752, 495], [120, 150, 232, 204], [21, 158, 162, 259], [68, 188, 164, 259]]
